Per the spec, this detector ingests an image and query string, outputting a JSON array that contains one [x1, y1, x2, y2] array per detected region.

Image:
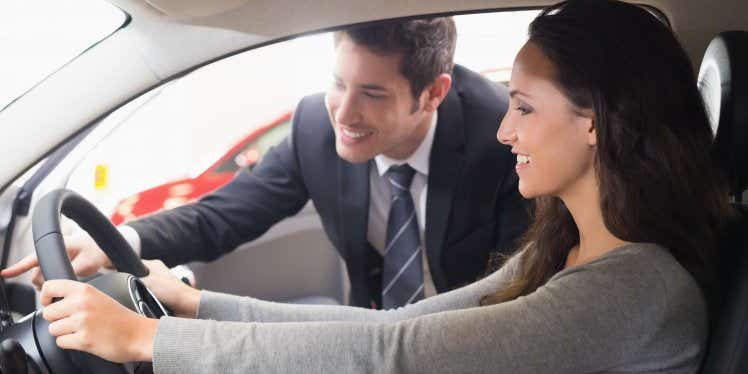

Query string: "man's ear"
[[422, 73, 452, 112]]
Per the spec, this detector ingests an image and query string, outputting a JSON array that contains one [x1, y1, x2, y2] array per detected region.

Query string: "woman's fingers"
[[40, 280, 87, 306], [47, 314, 82, 337], [142, 259, 169, 275], [41, 281, 90, 340], [140, 260, 200, 318], [54, 332, 89, 351], [42, 298, 77, 322]]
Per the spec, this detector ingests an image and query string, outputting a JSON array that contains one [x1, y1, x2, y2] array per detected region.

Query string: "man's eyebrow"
[[509, 89, 532, 99], [332, 74, 389, 92], [359, 84, 389, 92]]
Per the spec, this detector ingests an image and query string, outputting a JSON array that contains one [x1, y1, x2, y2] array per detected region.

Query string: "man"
[[4, 17, 528, 309]]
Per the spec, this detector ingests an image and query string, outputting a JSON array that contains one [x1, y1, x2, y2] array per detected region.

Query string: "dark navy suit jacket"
[[129, 65, 529, 307]]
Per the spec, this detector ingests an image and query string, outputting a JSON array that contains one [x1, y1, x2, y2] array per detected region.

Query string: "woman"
[[38, 0, 731, 372]]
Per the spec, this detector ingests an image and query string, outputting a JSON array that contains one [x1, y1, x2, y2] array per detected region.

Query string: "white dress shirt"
[[367, 112, 438, 298]]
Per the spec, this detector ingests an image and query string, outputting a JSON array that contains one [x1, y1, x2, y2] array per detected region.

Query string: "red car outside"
[[109, 111, 293, 225]]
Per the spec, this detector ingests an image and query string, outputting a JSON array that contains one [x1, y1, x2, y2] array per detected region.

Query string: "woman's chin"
[[517, 186, 536, 199]]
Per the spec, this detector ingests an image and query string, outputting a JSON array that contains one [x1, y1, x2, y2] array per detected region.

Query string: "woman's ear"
[[586, 117, 597, 146]]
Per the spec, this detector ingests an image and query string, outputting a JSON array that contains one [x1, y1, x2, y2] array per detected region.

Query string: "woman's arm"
[[154, 248, 694, 374], [34, 252, 519, 365], [196, 251, 522, 323], [37, 244, 703, 373]]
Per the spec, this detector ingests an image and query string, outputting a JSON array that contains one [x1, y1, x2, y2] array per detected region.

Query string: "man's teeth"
[[517, 154, 531, 165], [342, 128, 371, 138]]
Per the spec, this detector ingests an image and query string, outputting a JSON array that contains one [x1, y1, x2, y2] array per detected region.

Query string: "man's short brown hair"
[[334, 17, 457, 98]]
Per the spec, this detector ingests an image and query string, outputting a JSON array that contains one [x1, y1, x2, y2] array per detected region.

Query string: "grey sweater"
[[152, 243, 707, 373]]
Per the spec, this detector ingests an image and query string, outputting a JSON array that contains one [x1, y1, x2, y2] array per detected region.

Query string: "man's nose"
[[334, 92, 361, 125]]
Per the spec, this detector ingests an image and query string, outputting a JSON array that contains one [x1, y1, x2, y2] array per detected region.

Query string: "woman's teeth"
[[517, 154, 531, 165]]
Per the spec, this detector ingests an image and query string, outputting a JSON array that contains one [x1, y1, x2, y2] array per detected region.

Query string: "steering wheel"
[[0, 189, 169, 374], [32, 189, 149, 281]]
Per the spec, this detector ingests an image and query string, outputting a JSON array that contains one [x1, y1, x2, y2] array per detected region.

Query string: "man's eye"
[[363, 92, 384, 99]]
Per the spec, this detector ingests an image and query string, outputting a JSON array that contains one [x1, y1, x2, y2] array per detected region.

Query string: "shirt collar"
[[374, 111, 437, 177]]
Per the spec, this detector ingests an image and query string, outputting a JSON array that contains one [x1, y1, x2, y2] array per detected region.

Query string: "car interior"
[[0, 0, 746, 373], [697, 30, 748, 373]]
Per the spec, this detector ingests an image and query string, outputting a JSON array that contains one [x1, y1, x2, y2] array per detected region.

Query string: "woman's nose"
[[497, 113, 517, 145]]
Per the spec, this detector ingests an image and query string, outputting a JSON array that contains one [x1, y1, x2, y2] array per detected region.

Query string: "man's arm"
[[128, 109, 311, 267], [2, 99, 316, 284]]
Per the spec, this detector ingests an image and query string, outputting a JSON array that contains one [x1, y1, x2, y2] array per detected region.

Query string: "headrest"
[[698, 31, 748, 195]]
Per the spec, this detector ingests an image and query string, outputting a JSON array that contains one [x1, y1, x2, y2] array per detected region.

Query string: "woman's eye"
[[515, 105, 532, 115]]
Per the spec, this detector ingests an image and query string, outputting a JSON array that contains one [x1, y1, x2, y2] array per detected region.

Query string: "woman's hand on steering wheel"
[[140, 260, 201, 318], [39, 279, 158, 363]]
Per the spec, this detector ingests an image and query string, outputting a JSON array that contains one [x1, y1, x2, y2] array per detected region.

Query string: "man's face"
[[325, 36, 432, 163]]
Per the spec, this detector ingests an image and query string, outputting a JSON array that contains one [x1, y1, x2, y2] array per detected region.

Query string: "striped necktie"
[[381, 164, 424, 309]]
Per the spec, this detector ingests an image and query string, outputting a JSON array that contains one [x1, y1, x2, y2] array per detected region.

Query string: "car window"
[[214, 119, 293, 174], [0, 0, 126, 112], [62, 9, 540, 223], [454, 10, 539, 84]]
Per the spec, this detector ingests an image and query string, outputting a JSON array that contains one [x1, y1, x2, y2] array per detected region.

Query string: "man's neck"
[[381, 112, 435, 160]]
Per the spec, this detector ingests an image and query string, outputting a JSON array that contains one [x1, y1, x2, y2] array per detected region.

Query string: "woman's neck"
[[561, 178, 630, 269]]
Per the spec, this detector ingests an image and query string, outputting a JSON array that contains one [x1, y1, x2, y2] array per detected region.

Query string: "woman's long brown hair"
[[481, 0, 733, 312]]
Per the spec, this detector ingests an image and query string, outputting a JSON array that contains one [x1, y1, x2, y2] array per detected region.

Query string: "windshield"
[[0, 0, 126, 111]]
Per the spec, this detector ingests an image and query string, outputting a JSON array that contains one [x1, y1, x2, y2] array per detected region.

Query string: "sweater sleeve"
[[153, 246, 705, 374], [194, 251, 522, 323]]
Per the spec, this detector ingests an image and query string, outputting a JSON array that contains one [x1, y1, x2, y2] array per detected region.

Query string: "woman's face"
[[498, 41, 597, 200]]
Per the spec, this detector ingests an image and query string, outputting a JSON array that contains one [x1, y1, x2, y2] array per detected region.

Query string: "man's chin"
[[336, 143, 376, 164]]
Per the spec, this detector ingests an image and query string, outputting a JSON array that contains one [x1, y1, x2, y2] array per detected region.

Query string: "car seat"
[[697, 30, 748, 374]]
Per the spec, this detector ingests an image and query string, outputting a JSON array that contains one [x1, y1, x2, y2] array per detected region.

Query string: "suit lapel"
[[338, 158, 370, 271], [426, 89, 466, 291], [335, 88, 465, 294]]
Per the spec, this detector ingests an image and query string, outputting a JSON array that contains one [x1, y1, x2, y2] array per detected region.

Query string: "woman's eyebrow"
[[509, 89, 533, 99]]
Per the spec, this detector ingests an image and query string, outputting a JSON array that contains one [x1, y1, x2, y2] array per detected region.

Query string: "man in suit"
[[4, 17, 528, 309]]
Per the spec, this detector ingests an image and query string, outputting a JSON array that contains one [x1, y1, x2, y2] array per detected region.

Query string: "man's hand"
[[141, 260, 201, 319], [40, 279, 158, 363], [1, 232, 113, 289]]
